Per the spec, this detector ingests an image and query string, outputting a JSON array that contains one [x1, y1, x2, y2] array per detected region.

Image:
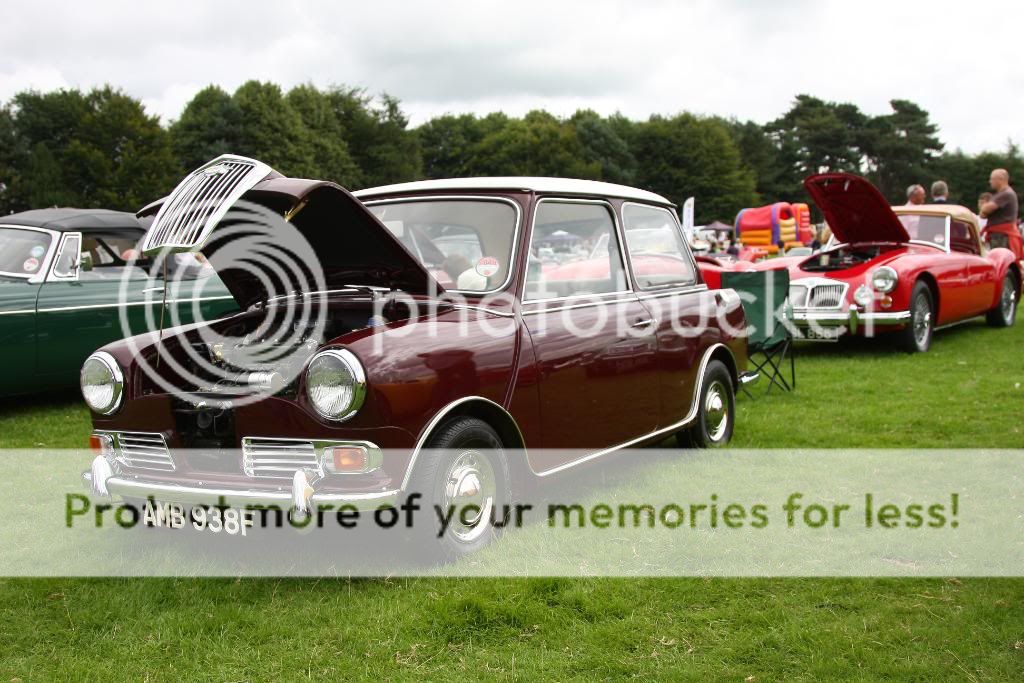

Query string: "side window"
[[621, 204, 696, 288], [949, 220, 980, 255], [50, 233, 82, 279], [524, 202, 626, 301]]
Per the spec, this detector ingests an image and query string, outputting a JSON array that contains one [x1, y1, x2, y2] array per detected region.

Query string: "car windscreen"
[[0, 228, 52, 277], [897, 214, 947, 248], [368, 199, 517, 292]]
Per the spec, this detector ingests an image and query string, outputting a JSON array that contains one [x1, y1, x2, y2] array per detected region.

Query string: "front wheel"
[[986, 271, 1019, 327], [900, 281, 934, 353], [405, 417, 511, 562], [679, 360, 735, 448]]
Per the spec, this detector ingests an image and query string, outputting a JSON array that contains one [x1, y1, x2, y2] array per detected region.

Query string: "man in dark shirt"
[[980, 169, 1021, 259]]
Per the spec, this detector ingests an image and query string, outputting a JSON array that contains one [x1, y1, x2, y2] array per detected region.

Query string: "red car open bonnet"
[[803, 172, 910, 245]]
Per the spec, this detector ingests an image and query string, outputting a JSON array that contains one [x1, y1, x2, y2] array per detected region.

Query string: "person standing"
[[979, 169, 1021, 259], [905, 184, 926, 205], [930, 180, 949, 203], [977, 192, 992, 229]]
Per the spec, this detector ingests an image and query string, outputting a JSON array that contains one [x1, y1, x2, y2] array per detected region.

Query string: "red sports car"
[[701, 173, 1020, 352]]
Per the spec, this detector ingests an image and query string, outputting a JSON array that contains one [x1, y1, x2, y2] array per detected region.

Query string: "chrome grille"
[[115, 431, 174, 472], [242, 437, 318, 479], [791, 280, 848, 309], [141, 155, 272, 254]]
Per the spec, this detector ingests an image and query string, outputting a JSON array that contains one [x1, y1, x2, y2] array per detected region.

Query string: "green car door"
[[0, 226, 53, 396]]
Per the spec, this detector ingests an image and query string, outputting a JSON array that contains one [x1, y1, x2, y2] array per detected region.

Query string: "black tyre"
[[900, 281, 934, 353], [986, 271, 1019, 327], [679, 360, 735, 448], [405, 417, 511, 561]]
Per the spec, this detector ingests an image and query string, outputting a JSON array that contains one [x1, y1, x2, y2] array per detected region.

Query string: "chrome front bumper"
[[791, 308, 911, 332], [83, 458, 399, 512]]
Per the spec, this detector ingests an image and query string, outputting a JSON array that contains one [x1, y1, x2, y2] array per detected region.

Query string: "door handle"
[[142, 286, 165, 294], [630, 318, 656, 328]]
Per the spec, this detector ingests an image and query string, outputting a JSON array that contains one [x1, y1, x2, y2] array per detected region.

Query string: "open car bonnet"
[[138, 155, 443, 308], [804, 172, 910, 245]]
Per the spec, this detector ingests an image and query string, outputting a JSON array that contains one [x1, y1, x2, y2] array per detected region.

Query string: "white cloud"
[[0, 0, 1021, 152]]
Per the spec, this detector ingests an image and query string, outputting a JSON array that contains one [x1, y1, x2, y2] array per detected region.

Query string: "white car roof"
[[354, 177, 674, 206]]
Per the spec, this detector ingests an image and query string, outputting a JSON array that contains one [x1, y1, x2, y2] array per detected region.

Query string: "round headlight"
[[870, 266, 898, 293], [81, 352, 124, 415], [305, 349, 366, 421], [853, 284, 874, 307]]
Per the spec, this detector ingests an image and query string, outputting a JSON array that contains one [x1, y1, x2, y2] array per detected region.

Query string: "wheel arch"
[[915, 271, 941, 316], [403, 396, 530, 491], [708, 343, 739, 388]]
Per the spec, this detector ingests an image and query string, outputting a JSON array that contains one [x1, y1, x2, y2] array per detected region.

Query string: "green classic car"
[[0, 208, 238, 397]]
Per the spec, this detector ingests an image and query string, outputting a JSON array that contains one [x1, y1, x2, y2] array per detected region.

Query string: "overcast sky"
[[1, 0, 1021, 153]]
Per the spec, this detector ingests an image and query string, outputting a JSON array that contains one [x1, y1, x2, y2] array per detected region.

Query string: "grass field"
[[1, 314, 1022, 680]]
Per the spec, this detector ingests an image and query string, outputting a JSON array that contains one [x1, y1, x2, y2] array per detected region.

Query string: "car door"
[[34, 231, 161, 383], [620, 202, 707, 426], [521, 199, 659, 453], [949, 219, 998, 317]]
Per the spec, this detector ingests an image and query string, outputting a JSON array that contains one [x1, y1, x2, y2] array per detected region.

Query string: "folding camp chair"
[[720, 269, 796, 397]]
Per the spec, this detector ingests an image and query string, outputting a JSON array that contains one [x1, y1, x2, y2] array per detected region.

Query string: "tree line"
[[1, 83, 1020, 224]]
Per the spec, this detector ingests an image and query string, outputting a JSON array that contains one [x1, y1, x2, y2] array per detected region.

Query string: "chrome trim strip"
[[35, 295, 234, 314], [400, 343, 736, 488], [791, 310, 911, 324], [403, 396, 528, 490], [520, 295, 639, 315], [362, 195, 522, 296], [102, 476, 399, 509], [0, 308, 36, 316], [533, 342, 732, 477]]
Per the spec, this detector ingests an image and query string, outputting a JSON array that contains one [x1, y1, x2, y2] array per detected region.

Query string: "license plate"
[[799, 327, 841, 342], [141, 500, 254, 536]]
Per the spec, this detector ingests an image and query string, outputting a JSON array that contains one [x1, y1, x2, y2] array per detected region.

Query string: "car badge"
[[202, 163, 230, 177]]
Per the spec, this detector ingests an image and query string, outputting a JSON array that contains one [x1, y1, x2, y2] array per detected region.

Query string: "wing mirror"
[[79, 253, 93, 272]]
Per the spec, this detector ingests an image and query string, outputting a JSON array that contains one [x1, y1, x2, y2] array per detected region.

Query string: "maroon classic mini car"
[[81, 155, 752, 558], [700, 173, 1021, 352]]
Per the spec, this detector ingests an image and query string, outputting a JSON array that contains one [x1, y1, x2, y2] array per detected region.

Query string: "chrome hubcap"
[[913, 294, 931, 346], [705, 380, 730, 442], [442, 450, 496, 543]]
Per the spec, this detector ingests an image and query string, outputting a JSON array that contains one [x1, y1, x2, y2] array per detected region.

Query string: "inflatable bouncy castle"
[[735, 202, 811, 252], [792, 202, 814, 244]]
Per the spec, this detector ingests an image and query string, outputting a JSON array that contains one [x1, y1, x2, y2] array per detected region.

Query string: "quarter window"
[[621, 204, 696, 288], [524, 202, 626, 300], [51, 234, 82, 279]]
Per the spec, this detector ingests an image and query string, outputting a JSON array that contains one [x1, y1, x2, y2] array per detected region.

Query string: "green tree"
[[569, 109, 637, 184], [326, 88, 422, 187], [769, 95, 868, 183], [3, 87, 178, 212], [467, 110, 600, 178], [416, 113, 488, 179], [631, 113, 757, 223], [863, 99, 944, 202], [168, 85, 242, 172], [230, 81, 318, 177], [285, 84, 361, 186], [725, 118, 793, 204]]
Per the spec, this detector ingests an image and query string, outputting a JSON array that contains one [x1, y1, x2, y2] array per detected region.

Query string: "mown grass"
[[1, 314, 1022, 680]]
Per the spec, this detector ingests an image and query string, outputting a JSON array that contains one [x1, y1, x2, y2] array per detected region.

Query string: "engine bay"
[[800, 244, 901, 272]]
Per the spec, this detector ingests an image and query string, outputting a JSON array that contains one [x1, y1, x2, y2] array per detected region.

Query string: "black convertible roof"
[[1, 208, 146, 232]]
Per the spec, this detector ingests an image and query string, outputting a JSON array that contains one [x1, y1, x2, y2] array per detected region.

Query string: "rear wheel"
[[405, 417, 510, 561], [900, 281, 934, 353], [986, 271, 1019, 327], [678, 360, 734, 448]]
